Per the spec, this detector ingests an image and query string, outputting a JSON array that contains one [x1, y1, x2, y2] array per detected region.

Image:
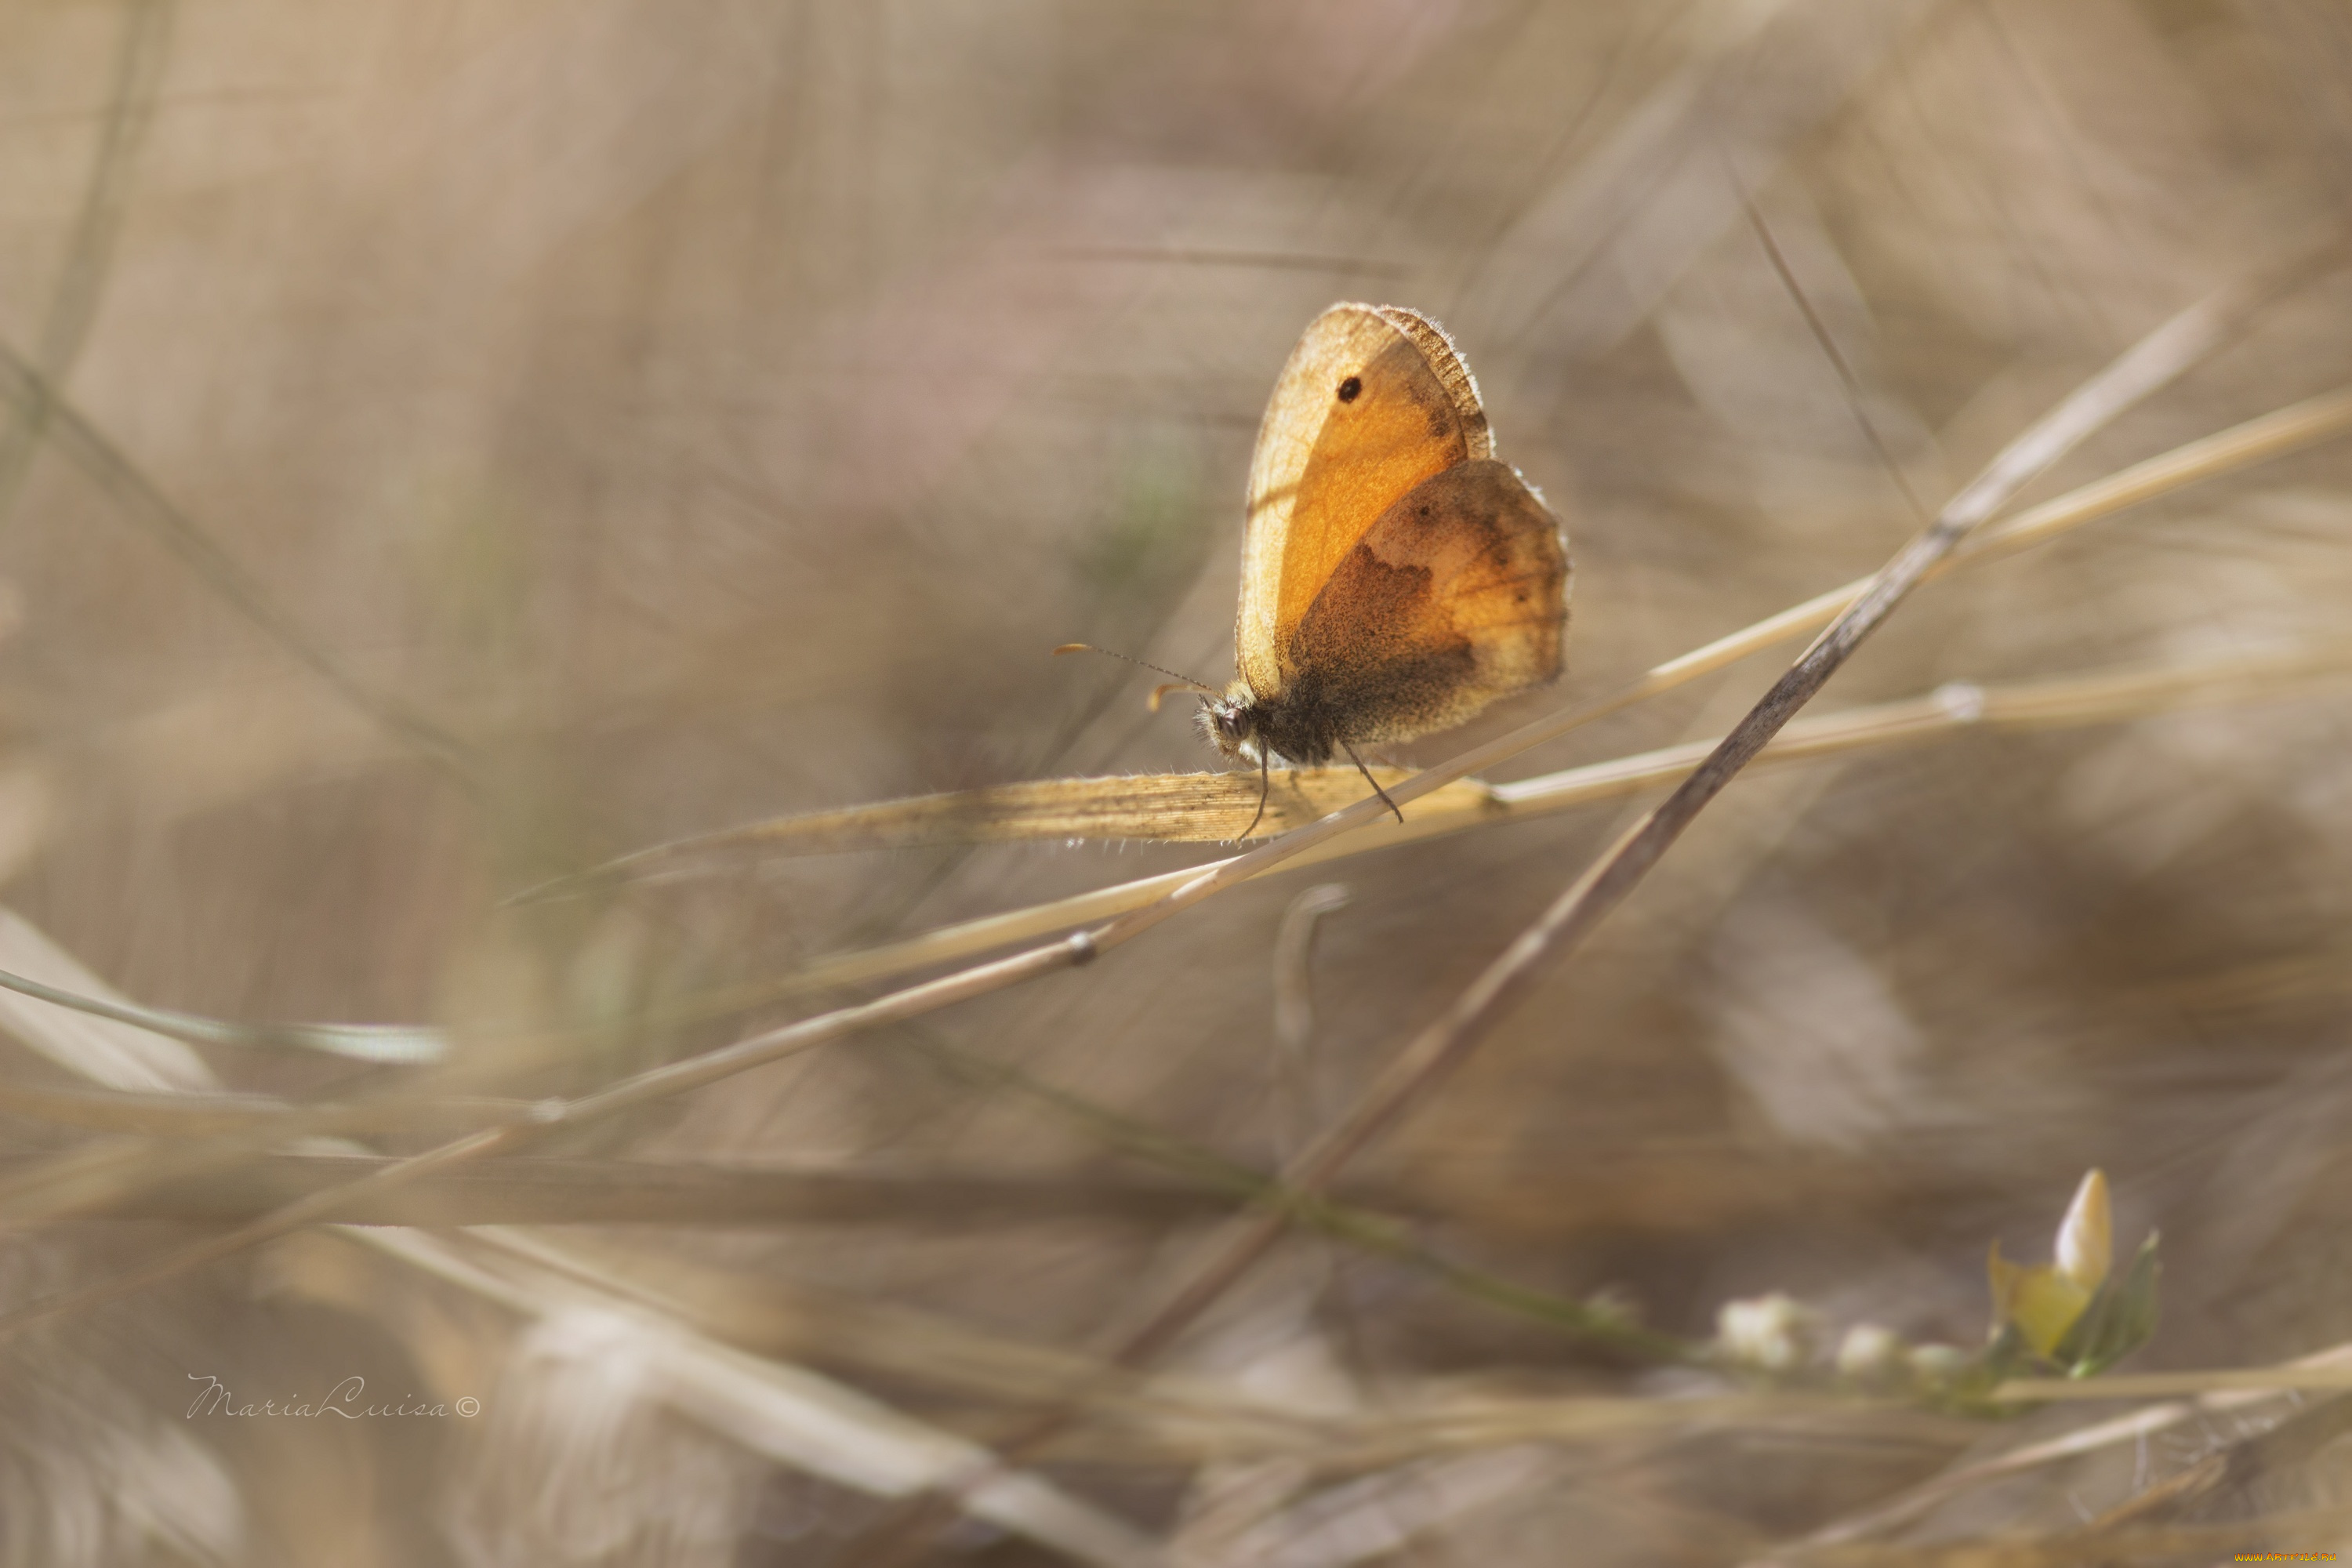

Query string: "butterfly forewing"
[[1237, 304, 1491, 700]]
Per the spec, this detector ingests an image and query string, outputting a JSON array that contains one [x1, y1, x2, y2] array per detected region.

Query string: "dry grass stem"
[[1773, 1340, 2352, 1557], [652, 638, 2352, 859], [724, 634, 2352, 1016]]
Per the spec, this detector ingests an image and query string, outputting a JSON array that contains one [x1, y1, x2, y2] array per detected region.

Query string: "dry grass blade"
[[0, 916, 1163, 1564], [1789, 1505, 2352, 1568], [0, 951, 445, 1065], [1759, 1341, 2352, 1559], [607, 766, 1495, 857], [1998, 1367, 2352, 1398], [717, 636, 2352, 1018], [464, 1229, 1336, 1452], [0, 1112, 521, 1231], [0, 1080, 293, 1136], [636, 641, 2352, 869], [0, 907, 214, 1091], [0, 1135, 223, 1229], [0, 940, 1098, 1340], [879, 1025, 1682, 1356], [325, 1233, 1170, 1567], [0, 1078, 524, 1137], [1653, 380, 2352, 688], [465, 1235, 1944, 1479], [0, 1123, 530, 1339], [49, 1149, 1232, 1228]]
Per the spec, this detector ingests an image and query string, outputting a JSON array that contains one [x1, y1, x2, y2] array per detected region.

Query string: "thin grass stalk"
[[0, 964, 442, 1063], [0, 343, 480, 782], [1767, 1339, 2352, 1559], [0, 0, 172, 529]]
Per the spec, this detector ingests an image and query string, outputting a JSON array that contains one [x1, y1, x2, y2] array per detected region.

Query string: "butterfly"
[[1067, 303, 1570, 835]]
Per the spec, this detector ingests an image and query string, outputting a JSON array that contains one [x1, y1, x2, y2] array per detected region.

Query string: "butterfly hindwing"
[[1283, 459, 1568, 746], [1236, 304, 1490, 700]]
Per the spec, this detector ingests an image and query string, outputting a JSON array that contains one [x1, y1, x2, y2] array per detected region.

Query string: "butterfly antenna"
[[1053, 644, 1219, 710], [1339, 739, 1405, 825], [1238, 747, 1270, 840]]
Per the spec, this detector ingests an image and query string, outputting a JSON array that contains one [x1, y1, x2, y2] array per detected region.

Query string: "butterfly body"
[[1204, 303, 1570, 771]]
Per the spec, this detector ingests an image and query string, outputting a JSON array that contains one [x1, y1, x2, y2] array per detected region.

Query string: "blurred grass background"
[[4, 1, 2352, 1563]]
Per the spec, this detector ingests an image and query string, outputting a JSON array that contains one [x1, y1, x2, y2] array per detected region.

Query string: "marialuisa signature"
[[187, 1374, 478, 1420]]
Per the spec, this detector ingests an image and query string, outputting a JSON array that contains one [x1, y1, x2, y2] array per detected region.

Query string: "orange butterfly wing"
[[1236, 304, 1490, 699], [1285, 459, 1569, 745]]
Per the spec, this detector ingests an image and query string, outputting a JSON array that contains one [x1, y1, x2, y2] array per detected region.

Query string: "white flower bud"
[[1835, 1323, 1904, 1381], [2054, 1168, 2113, 1293], [1907, 1343, 1970, 1386], [1716, 1294, 1818, 1373]]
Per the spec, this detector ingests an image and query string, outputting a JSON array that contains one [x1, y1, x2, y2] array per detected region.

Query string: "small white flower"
[[1835, 1323, 1904, 1381], [1907, 1343, 1970, 1386], [1715, 1294, 1818, 1373]]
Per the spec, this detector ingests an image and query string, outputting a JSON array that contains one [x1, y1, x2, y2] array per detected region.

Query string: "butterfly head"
[[1198, 684, 1265, 764]]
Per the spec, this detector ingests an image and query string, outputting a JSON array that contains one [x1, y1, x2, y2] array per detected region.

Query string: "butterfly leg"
[[1339, 739, 1404, 824], [1239, 746, 1272, 840]]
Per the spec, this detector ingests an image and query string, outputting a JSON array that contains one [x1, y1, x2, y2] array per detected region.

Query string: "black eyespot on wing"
[[1336, 375, 1362, 403]]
